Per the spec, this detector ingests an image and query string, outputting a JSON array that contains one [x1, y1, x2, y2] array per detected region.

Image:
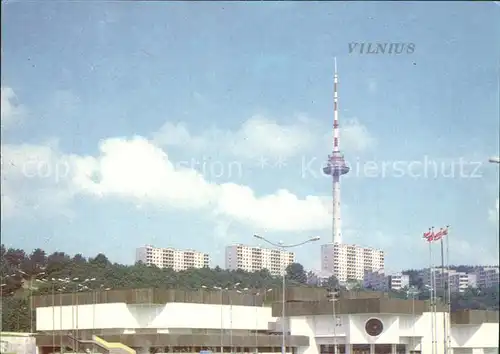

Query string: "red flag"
[[423, 228, 434, 242], [434, 228, 445, 241]]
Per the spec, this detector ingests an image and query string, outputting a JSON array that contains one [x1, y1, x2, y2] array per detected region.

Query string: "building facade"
[[32, 288, 499, 354], [364, 271, 409, 292], [135, 245, 209, 271], [225, 244, 295, 276], [473, 267, 499, 289], [321, 243, 385, 283], [387, 273, 409, 291], [0, 332, 36, 354], [419, 268, 477, 293]]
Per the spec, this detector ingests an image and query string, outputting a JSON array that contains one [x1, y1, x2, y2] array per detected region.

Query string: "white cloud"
[[153, 115, 315, 159], [153, 114, 375, 160], [489, 198, 499, 223], [1, 141, 78, 220], [1, 87, 25, 130], [72, 136, 331, 232], [1, 134, 330, 231]]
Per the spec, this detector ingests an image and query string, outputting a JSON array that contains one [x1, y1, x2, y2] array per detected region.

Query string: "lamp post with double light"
[[214, 283, 241, 354], [213, 285, 227, 354], [253, 235, 320, 354], [239, 287, 273, 353]]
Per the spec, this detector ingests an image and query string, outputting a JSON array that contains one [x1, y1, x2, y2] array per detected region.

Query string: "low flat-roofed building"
[[31, 287, 498, 354], [270, 289, 497, 354], [32, 288, 308, 354]]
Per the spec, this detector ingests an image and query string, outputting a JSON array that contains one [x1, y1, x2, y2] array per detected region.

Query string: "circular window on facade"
[[365, 318, 384, 336]]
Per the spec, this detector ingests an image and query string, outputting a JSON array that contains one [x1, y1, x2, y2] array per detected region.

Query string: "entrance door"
[[351, 345, 370, 354]]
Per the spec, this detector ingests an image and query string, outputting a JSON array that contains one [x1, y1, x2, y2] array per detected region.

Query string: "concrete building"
[[363, 270, 387, 291], [0, 332, 36, 354], [473, 266, 499, 289], [32, 288, 498, 354], [321, 243, 385, 283], [387, 273, 409, 291], [225, 244, 295, 276], [364, 271, 409, 292], [419, 268, 477, 293], [135, 245, 209, 271]]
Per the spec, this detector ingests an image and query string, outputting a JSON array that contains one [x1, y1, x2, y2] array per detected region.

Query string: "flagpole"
[[446, 226, 451, 354], [431, 226, 438, 354], [440, 233, 447, 354], [428, 239, 435, 354]]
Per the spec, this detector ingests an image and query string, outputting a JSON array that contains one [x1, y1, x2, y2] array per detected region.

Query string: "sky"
[[1, 1, 499, 273]]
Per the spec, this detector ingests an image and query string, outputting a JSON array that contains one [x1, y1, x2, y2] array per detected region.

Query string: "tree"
[[322, 275, 339, 289], [286, 263, 307, 284]]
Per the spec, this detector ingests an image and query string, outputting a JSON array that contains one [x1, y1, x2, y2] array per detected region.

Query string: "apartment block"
[[388, 273, 410, 291], [225, 244, 295, 276], [473, 266, 499, 289], [135, 245, 209, 271], [363, 269, 386, 290], [363, 270, 409, 291], [419, 268, 477, 293], [321, 243, 385, 283]]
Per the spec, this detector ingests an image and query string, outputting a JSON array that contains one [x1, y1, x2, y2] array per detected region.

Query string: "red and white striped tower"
[[323, 58, 350, 244]]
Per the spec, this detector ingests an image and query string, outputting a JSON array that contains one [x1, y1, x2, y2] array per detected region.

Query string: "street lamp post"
[[424, 284, 436, 354], [214, 284, 240, 354], [253, 235, 320, 354], [406, 286, 420, 352], [239, 288, 272, 354], [326, 288, 340, 354], [17, 269, 45, 333], [230, 282, 240, 353], [57, 287, 66, 353], [488, 157, 500, 164], [213, 286, 226, 354]]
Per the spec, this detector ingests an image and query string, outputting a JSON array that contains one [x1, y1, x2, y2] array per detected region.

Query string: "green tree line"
[[0, 245, 497, 332]]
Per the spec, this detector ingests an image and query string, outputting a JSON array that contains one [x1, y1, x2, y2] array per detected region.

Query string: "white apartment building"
[[364, 270, 409, 291], [419, 268, 477, 293], [321, 243, 384, 283], [473, 266, 500, 289], [387, 273, 410, 291], [225, 244, 295, 276], [135, 245, 209, 271]]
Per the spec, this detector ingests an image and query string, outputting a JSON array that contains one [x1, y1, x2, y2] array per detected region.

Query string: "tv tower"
[[323, 58, 350, 244]]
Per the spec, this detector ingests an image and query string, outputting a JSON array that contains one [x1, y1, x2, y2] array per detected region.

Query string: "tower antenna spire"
[[323, 58, 350, 244]]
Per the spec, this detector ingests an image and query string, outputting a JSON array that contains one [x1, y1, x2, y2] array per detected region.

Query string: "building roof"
[[272, 297, 445, 316], [32, 288, 264, 308], [450, 310, 499, 325], [32, 286, 499, 325]]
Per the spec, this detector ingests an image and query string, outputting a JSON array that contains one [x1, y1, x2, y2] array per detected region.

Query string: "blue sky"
[[1, 1, 499, 272]]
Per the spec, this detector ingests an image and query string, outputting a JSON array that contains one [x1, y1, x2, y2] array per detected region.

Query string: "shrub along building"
[[32, 287, 498, 354]]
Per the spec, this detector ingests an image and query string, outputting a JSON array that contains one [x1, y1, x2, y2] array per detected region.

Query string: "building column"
[[392, 344, 396, 354], [370, 344, 375, 354]]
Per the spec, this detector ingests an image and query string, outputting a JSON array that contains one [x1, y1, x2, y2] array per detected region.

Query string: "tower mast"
[[323, 58, 350, 244]]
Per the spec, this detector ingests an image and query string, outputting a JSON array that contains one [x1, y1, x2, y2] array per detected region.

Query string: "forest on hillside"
[[1, 245, 498, 332]]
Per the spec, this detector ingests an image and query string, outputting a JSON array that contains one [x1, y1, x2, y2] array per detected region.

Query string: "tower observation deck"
[[323, 152, 350, 176]]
